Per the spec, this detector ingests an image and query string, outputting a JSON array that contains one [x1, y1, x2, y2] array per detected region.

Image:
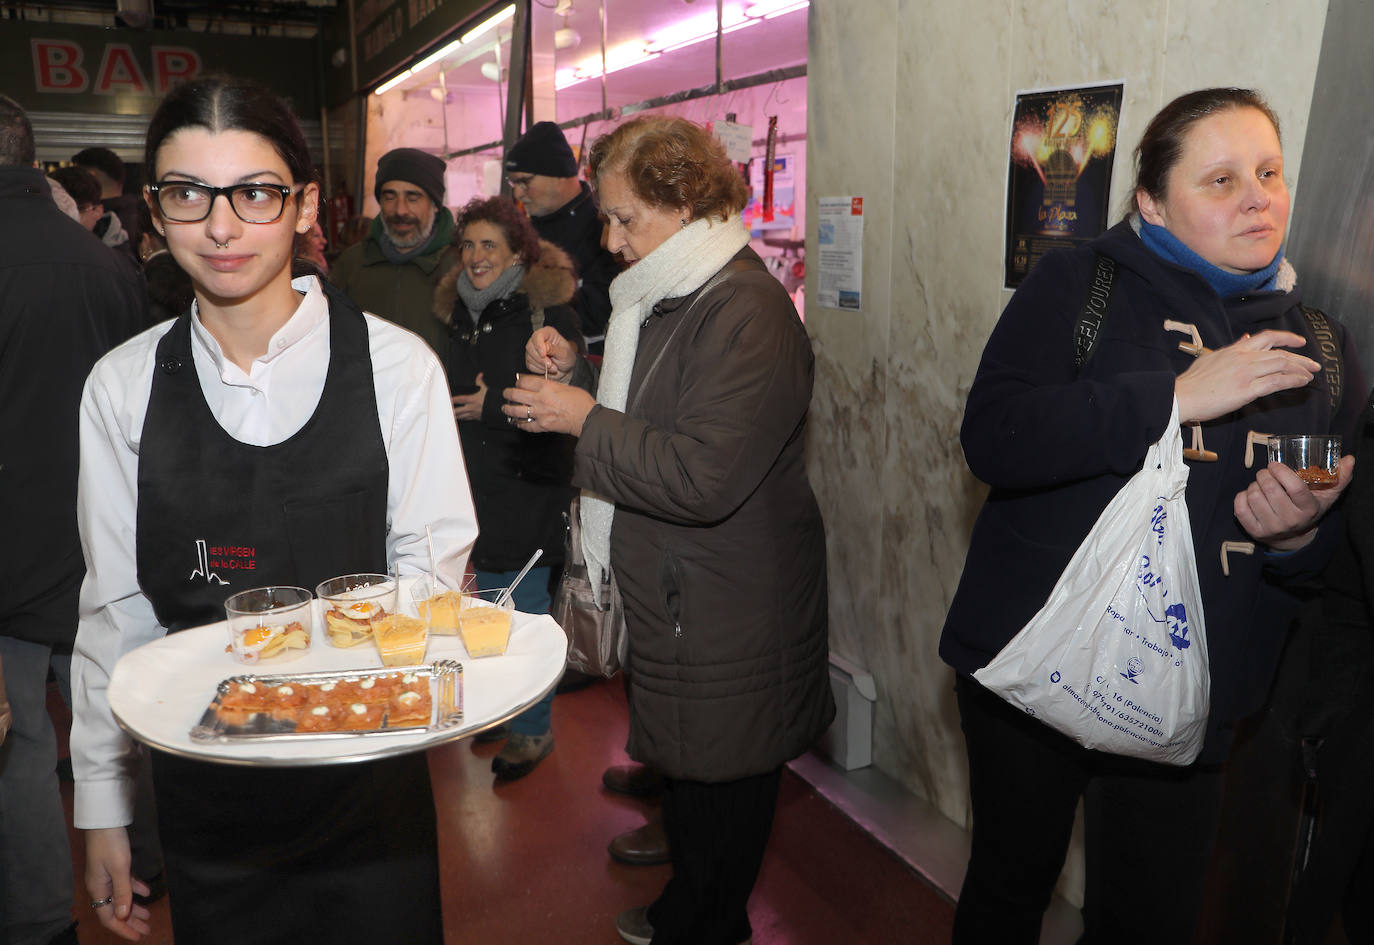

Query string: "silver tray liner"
[[190, 659, 463, 742]]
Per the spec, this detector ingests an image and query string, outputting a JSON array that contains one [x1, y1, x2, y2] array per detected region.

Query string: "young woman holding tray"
[[69, 75, 476, 943]]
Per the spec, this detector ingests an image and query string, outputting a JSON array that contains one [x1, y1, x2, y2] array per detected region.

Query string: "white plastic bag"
[[973, 397, 1210, 765]]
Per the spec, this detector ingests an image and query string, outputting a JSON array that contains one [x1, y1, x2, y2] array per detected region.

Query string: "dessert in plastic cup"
[[224, 585, 313, 665], [457, 588, 515, 658], [315, 573, 397, 648], [372, 613, 430, 666], [1267, 435, 1341, 488], [412, 574, 473, 636]]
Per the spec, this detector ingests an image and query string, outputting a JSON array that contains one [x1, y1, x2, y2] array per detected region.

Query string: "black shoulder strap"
[[1074, 254, 1117, 371], [1299, 304, 1343, 412]]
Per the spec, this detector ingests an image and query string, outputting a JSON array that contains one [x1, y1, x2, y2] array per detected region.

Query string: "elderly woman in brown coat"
[[503, 116, 834, 945]]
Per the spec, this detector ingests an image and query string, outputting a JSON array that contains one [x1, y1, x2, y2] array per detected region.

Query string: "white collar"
[[189, 276, 328, 377]]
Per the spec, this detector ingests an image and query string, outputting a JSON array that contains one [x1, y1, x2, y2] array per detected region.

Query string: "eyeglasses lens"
[[156, 184, 288, 223]]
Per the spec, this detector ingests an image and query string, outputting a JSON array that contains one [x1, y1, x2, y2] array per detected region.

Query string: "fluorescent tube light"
[[461, 4, 515, 44]]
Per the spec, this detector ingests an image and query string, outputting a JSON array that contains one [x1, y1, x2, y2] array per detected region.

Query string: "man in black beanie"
[[332, 147, 458, 355], [505, 121, 619, 352]]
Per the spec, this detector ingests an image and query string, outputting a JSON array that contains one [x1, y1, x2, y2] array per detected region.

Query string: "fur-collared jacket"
[[433, 241, 589, 571]]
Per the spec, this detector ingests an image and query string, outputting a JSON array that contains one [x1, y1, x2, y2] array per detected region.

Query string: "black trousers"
[[647, 767, 783, 945], [952, 674, 1224, 945]]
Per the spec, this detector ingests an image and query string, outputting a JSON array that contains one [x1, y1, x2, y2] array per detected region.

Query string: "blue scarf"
[[1137, 219, 1282, 298]]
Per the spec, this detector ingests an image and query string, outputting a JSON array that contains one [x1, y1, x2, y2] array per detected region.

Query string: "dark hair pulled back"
[[1133, 88, 1280, 214], [145, 74, 314, 185]]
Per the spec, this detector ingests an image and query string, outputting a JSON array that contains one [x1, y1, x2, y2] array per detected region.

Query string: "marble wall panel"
[[875, 0, 1017, 824], [805, 0, 898, 674]]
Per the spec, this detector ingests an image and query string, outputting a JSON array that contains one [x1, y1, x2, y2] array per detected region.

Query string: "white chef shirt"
[[71, 276, 476, 829]]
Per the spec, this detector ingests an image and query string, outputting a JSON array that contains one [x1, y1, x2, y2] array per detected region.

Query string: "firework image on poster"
[[1004, 83, 1122, 288]]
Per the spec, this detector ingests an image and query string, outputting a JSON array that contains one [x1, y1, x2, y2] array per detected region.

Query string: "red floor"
[[55, 677, 954, 944]]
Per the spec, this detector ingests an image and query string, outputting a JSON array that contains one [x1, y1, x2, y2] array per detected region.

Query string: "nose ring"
[[214, 239, 229, 249]]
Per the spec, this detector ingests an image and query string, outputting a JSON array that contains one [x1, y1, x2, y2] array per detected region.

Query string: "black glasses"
[[148, 181, 303, 223]]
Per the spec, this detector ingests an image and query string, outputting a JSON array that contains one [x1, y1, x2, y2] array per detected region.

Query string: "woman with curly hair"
[[435, 195, 594, 779]]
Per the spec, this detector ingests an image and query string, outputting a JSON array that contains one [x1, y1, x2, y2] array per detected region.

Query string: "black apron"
[[135, 285, 442, 944]]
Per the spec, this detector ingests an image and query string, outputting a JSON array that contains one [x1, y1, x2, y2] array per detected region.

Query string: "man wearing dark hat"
[[505, 121, 619, 352], [332, 147, 458, 354]]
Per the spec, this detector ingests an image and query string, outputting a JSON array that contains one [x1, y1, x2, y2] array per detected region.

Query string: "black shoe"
[[608, 819, 670, 865]]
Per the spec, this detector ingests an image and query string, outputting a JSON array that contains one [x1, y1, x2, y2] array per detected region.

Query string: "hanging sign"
[[710, 120, 754, 163]]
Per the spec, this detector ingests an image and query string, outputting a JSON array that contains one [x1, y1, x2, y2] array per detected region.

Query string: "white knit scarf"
[[581, 213, 751, 604]]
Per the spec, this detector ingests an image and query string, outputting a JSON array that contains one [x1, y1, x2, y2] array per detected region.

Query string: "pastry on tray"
[[387, 685, 433, 727], [339, 702, 385, 731]]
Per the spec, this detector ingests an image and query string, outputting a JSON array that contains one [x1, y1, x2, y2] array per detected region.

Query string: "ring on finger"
[[90, 896, 114, 909], [526, 406, 532, 421]]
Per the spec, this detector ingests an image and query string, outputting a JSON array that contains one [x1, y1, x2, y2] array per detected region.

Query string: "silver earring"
[[680, 218, 687, 227]]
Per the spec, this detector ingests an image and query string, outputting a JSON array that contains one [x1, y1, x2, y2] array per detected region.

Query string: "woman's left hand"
[[502, 373, 597, 437], [1234, 455, 1356, 551], [450, 373, 487, 422]]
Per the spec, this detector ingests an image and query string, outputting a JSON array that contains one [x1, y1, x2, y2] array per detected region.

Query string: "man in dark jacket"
[[1, 94, 146, 945], [331, 148, 458, 356], [505, 121, 620, 352]]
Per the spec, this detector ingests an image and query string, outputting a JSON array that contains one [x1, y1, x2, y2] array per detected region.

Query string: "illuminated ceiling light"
[[374, 69, 412, 95], [722, 17, 761, 34], [372, 4, 514, 97], [411, 37, 464, 76], [554, 0, 801, 91], [556, 43, 657, 89], [461, 4, 515, 44]]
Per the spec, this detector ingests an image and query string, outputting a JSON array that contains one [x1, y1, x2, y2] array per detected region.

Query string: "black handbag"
[[551, 494, 626, 677]]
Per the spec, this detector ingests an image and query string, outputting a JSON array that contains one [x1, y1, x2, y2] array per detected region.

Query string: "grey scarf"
[[454, 264, 526, 325]]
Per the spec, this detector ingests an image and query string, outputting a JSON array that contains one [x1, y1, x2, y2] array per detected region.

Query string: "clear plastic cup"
[[1268, 435, 1341, 488], [372, 610, 430, 667], [457, 588, 515, 658], [411, 574, 473, 636], [223, 585, 313, 665], [315, 574, 397, 648]]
